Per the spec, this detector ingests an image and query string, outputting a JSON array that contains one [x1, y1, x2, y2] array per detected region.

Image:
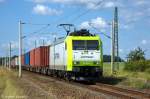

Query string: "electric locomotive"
[[49, 29, 103, 81]]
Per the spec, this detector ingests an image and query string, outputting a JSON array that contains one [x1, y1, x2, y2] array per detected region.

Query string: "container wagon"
[[24, 52, 30, 66], [30, 49, 35, 67], [11, 58, 15, 67], [21, 55, 24, 66], [10, 56, 19, 68], [15, 57, 19, 66], [26, 46, 49, 73]]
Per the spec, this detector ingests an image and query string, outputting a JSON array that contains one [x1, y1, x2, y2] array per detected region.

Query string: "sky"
[[0, 0, 150, 59]]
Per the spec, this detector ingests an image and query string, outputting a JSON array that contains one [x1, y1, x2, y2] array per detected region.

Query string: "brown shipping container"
[[34, 46, 49, 67], [30, 49, 35, 67], [21, 55, 24, 65]]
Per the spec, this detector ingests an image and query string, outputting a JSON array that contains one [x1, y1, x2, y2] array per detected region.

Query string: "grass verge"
[[103, 63, 150, 90], [0, 67, 25, 99]]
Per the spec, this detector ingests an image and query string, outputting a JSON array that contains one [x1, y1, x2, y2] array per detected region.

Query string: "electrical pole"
[[3, 57, 4, 66], [114, 7, 119, 70], [111, 20, 115, 74], [111, 7, 119, 74], [9, 42, 11, 70], [19, 20, 22, 78], [5, 50, 8, 68], [7, 52, 9, 69], [24, 49, 26, 54], [2, 57, 3, 66], [43, 40, 45, 46], [5, 56, 6, 67], [35, 40, 37, 48]]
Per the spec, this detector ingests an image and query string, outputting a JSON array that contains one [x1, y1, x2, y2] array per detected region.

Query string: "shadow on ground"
[[96, 76, 126, 85], [74, 76, 126, 85]]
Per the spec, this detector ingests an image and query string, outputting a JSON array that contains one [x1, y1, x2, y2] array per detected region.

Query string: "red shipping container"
[[30, 49, 35, 67], [21, 55, 24, 65], [34, 46, 49, 67]]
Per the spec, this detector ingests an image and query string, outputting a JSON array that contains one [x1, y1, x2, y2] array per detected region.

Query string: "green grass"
[[103, 62, 150, 89], [116, 71, 150, 89], [0, 67, 24, 99], [103, 62, 125, 76]]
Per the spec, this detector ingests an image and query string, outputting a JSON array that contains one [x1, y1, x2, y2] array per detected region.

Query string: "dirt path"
[[21, 71, 107, 99]]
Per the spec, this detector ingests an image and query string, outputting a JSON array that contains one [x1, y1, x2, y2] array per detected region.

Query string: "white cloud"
[[33, 4, 62, 15], [134, 0, 148, 6], [31, 0, 47, 3], [80, 21, 91, 29], [91, 17, 107, 28], [80, 17, 108, 30], [31, 0, 119, 9], [30, 0, 150, 30], [0, 0, 5, 2], [141, 40, 147, 45], [31, 0, 150, 10], [103, 1, 115, 8]]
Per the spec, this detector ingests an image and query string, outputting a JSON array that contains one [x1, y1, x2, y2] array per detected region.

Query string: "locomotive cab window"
[[73, 40, 99, 50]]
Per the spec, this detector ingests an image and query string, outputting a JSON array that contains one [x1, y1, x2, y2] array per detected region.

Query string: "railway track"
[[88, 83, 150, 99], [23, 70, 150, 99]]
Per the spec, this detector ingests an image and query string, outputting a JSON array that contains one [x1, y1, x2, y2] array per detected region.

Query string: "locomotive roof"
[[69, 29, 95, 36], [49, 29, 98, 46]]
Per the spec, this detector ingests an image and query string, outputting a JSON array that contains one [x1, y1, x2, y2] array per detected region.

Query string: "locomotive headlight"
[[74, 61, 79, 65], [74, 61, 77, 64], [93, 61, 100, 65], [96, 61, 100, 65]]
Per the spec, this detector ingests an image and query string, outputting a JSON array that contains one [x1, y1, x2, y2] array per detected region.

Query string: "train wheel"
[[64, 72, 71, 81]]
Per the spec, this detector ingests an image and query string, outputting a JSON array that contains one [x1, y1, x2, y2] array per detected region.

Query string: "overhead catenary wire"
[[20, 0, 105, 41], [23, 22, 50, 26], [69, 0, 104, 22], [22, 0, 105, 39], [23, 24, 51, 38], [50, 6, 84, 25], [88, 22, 111, 39]]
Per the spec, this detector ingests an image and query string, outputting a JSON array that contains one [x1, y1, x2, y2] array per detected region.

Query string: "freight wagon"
[[15, 57, 19, 66], [13, 29, 103, 82], [24, 46, 49, 73], [21, 55, 24, 66], [24, 52, 30, 66], [11, 57, 15, 67], [11, 56, 19, 68]]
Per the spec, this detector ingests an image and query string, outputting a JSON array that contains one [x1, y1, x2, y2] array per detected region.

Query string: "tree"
[[103, 55, 124, 62], [127, 47, 145, 61]]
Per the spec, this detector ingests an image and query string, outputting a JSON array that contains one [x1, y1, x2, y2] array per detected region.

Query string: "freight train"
[[11, 29, 103, 81]]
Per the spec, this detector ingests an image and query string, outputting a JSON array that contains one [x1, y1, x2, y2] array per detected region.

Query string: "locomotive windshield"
[[73, 40, 99, 50]]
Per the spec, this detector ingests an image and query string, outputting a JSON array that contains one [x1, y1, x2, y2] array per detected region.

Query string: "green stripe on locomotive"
[[65, 36, 103, 71]]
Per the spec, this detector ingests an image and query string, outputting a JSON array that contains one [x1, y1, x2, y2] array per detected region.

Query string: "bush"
[[124, 60, 150, 72], [145, 68, 150, 74]]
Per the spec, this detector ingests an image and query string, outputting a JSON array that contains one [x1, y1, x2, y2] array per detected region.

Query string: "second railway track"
[[89, 83, 150, 99]]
